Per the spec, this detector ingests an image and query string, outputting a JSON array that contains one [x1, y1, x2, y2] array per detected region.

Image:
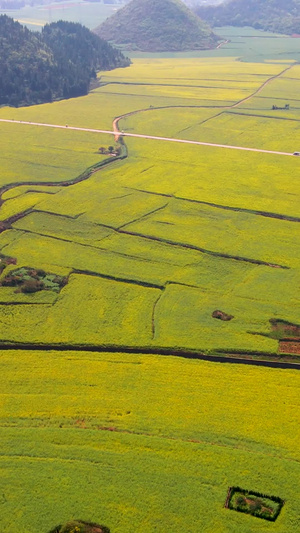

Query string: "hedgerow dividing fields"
[[0, 56, 300, 532]]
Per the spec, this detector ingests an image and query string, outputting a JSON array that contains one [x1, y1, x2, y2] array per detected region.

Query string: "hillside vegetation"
[[0, 16, 130, 107], [95, 0, 218, 52], [196, 0, 300, 35]]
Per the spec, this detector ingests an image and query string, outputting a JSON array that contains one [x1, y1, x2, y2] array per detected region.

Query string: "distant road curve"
[[0, 118, 295, 157]]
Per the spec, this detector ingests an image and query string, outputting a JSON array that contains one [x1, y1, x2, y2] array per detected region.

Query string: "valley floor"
[[0, 52, 300, 532]]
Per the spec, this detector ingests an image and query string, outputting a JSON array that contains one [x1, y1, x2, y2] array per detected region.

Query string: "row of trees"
[[0, 16, 131, 107]]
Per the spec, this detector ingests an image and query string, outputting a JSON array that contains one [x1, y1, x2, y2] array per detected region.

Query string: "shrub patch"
[[212, 309, 234, 321], [0, 253, 17, 273], [47, 520, 110, 533], [225, 486, 284, 521], [0, 267, 68, 293]]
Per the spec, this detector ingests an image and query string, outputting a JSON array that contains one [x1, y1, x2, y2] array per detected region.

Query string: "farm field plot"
[[236, 96, 300, 119], [123, 197, 300, 267], [1, 52, 300, 533], [110, 136, 300, 217], [166, 111, 300, 152], [0, 56, 299, 350], [101, 58, 285, 83], [0, 351, 300, 533], [0, 121, 110, 188], [257, 77, 300, 102], [97, 58, 287, 107], [98, 83, 251, 105]]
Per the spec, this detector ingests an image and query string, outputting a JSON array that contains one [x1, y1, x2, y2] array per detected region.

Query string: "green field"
[[0, 49, 300, 533], [1, 351, 300, 533]]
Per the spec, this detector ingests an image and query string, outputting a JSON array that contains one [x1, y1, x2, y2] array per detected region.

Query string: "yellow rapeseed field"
[[0, 55, 300, 533]]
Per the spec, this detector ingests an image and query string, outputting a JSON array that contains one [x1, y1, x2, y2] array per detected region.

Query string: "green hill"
[[94, 0, 218, 52], [196, 0, 300, 35], [0, 16, 130, 107]]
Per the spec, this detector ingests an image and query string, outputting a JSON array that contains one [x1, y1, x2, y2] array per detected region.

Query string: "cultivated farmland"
[[0, 52, 300, 532]]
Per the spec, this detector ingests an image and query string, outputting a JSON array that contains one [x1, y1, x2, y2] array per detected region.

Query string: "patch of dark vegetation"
[[73, 268, 164, 290], [0, 16, 130, 107], [253, 319, 300, 355], [47, 520, 110, 533], [225, 486, 284, 522], [98, 145, 121, 156], [270, 318, 300, 338], [0, 253, 17, 274], [0, 267, 68, 293], [212, 310, 234, 321], [196, 0, 300, 36]]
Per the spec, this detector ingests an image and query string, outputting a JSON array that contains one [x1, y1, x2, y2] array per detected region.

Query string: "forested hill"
[[195, 0, 300, 35], [95, 0, 218, 52], [0, 16, 130, 107]]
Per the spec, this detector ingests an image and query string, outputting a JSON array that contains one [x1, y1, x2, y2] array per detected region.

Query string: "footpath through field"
[[0, 118, 295, 157]]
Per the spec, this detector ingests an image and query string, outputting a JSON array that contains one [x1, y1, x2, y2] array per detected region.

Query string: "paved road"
[[0, 118, 295, 157]]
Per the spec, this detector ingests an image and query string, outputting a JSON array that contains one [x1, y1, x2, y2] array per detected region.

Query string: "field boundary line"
[[0, 342, 299, 369], [126, 187, 300, 222]]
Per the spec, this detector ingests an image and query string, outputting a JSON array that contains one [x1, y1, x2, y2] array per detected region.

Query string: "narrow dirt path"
[[231, 64, 293, 108]]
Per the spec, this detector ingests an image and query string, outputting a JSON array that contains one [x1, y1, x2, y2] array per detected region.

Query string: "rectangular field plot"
[[121, 136, 300, 218], [176, 111, 300, 153], [237, 96, 300, 120], [13, 211, 113, 247], [100, 58, 283, 83], [80, 190, 168, 228], [0, 192, 51, 222], [153, 282, 291, 353], [258, 77, 300, 102], [46, 274, 160, 344], [2, 232, 178, 287], [97, 231, 205, 267], [227, 487, 284, 521], [0, 274, 160, 344], [98, 82, 249, 104], [120, 107, 222, 139], [2, 184, 62, 202], [123, 196, 300, 268]]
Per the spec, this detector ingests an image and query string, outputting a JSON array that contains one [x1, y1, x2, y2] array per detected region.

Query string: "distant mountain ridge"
[[196, 0, 300, 35], [94, 0, 218, 52], [0, 16, 130, 107]]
